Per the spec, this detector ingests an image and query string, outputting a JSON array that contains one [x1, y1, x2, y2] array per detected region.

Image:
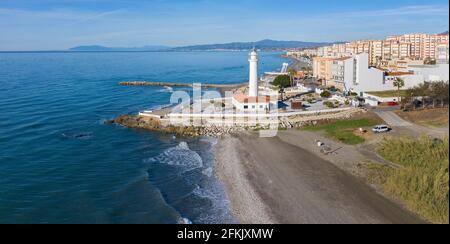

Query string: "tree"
[[393, 77, 405, 103], [401, 88, 415, 109], [288, 68, 297, 87], [273, 75, 291, 88], [430, 81, 449, 107]]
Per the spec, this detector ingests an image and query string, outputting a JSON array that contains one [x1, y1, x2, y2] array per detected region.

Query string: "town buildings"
[[305, 32, 449, 67], [386, 33, 449, 60], [306, 32, 450, 95], [312, 57, 335, 83], [327, 53, 449, 95]]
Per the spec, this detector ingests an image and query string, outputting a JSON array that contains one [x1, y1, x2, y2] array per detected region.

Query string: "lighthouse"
[[231, 48, 271, 112], [248, 48, 259, 97]]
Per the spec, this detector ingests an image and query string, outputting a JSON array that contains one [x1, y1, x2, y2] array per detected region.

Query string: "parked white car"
[[372, 125, 392, 133]]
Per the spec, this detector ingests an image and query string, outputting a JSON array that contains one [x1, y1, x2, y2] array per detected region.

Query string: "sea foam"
[[146, 142, 204, 173]]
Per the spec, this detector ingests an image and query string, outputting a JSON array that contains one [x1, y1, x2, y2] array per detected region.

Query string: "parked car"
[[372, 125, 392, 133]]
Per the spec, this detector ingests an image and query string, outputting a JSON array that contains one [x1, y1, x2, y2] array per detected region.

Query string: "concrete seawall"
[[119, 81, 247, 89], [111, 107, 363, 137]]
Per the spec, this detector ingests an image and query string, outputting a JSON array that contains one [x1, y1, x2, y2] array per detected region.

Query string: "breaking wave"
[[145, 139, 234, 224], [146, 142, 203, 173], [158, 86, 174, 93]]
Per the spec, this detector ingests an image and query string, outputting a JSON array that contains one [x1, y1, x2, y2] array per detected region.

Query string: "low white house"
[[364, 97, 380, 107], [315, 87, 325, 95], [232, 94, 275, 112], [297, 83, 314, 93], [363, 92, 402, 105]]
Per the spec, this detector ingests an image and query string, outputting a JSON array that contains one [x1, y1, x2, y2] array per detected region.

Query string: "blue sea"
[[0, 51, 287, 224]]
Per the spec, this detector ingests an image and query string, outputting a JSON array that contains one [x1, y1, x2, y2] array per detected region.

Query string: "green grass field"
[[369, 136, 449, 224], [303, 118, 378, 145]]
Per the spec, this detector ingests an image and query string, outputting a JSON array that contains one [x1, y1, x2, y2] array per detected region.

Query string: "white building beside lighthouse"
[[232, 49, 275, 112]]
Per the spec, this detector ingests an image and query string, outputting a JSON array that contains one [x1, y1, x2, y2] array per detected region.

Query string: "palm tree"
[[279, 87, 285, 101], [288, 68, 297, 87], [393, 77, 405, 104], [288, 68, 296, 87]]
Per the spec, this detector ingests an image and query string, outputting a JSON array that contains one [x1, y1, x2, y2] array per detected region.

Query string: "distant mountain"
[[172, 39, 331, 51], [69, 45, 171, 52], [440, 31, 449, 35], [69, 40, 331, 52]]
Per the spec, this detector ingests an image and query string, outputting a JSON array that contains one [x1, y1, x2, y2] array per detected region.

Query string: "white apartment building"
[[436, 42, 449, 64], [331, 53, 449, 95], [331, 53, 387, 94]]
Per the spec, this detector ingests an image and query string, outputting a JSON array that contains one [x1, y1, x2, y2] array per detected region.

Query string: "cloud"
[[344, 5, 449, 18], [0, 7, 125, 22]]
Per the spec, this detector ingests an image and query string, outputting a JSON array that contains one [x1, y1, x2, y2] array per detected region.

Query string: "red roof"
[[233, 94, 271, 103], [334, 56, 352, 61], [386, 71, 414, 76]]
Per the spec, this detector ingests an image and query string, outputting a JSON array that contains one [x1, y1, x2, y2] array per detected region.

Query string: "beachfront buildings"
[[307, 32, 450, 67], [313, 57, 334, 83], [436, 42, 450, 64], [386, 33, 449, 60], [324, 53, 449, 95], [308, 32, 450, 96], [328, 53, 386, 93]]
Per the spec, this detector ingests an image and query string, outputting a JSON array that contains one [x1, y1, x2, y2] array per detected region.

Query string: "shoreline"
[[214, 131, 425, 224], [214, 133, 277, 224]]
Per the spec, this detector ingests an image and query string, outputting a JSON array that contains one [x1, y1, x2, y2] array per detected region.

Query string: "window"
[[252, 105, 256, 109], [244, 105, 248, 109], [260, 105, 263, 109]]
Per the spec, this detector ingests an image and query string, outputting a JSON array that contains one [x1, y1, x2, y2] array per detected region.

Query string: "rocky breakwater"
[[109, 115, 244, 137], [119, 81, 246, 89], [279, 108, 364, 129]]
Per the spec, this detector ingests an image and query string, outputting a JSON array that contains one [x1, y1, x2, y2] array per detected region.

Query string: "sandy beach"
[[215, 131, 425, 224]]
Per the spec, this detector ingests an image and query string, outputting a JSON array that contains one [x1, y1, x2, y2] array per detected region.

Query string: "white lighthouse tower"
[[232, 48, 271, 112], [248, 48, 259, 97]]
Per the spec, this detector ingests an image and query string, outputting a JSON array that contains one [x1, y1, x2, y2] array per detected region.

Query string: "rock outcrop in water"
[[111, 115, 245, 137], [112, 115, 203, 137]]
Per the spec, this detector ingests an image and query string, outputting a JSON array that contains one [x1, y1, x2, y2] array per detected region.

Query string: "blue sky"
[[0, 0, 448, 50]]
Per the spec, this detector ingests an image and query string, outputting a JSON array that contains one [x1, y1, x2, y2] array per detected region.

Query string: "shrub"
[[373, 136, 449, 224], [324, 101, 336, 108], [320, 90, 331, 98]]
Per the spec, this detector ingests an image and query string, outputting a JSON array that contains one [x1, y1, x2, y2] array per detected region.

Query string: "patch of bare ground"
[[395, 108, 449, 128]]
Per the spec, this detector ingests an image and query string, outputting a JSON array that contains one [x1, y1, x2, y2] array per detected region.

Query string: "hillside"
[[173, 39, 330, 51]]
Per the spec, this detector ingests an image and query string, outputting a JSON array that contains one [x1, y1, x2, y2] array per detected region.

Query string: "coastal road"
[[374, 110, 412, 127], [374, 109, 448, 138], [219, 132, 425, 224]]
